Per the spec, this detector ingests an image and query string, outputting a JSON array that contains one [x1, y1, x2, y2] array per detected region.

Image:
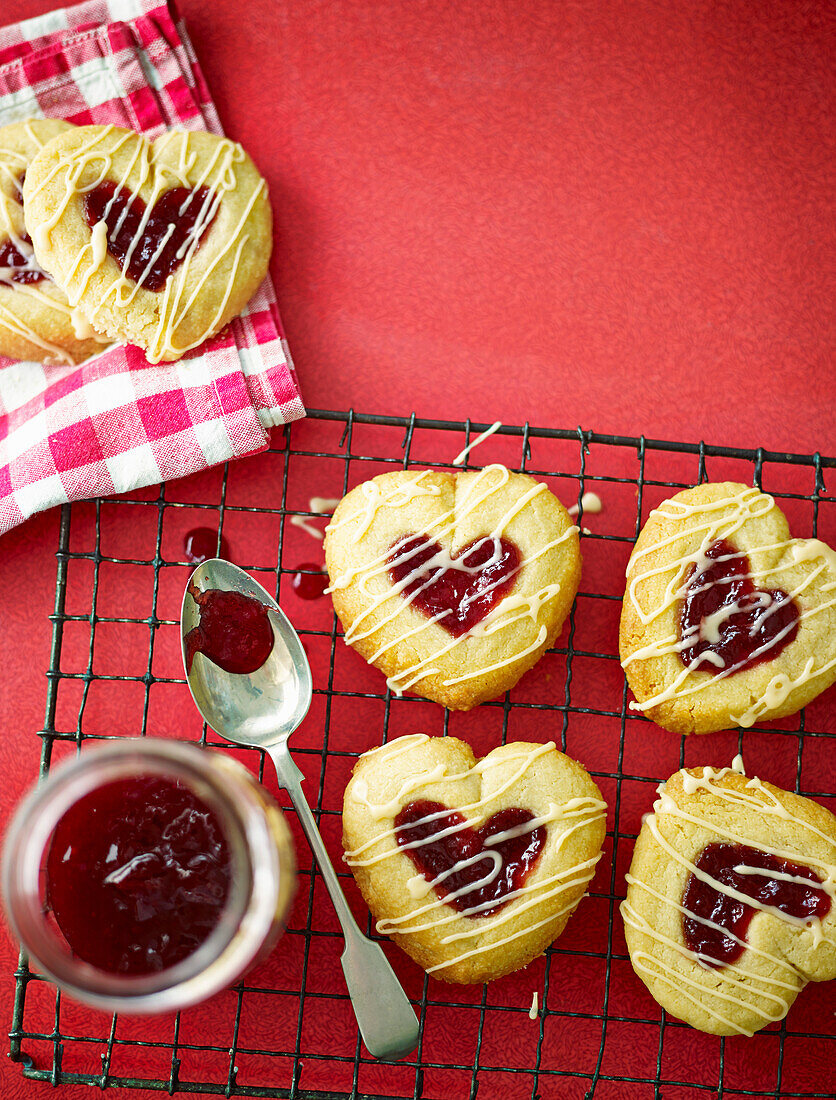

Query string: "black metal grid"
[[8, 408, 836, 1100]]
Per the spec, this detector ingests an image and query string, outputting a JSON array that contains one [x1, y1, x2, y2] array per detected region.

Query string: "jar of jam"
[[2, 739, 295, 1014]]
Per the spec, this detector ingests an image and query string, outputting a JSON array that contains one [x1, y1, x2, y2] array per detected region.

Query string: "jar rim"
[[2, 738, 284, 1013]]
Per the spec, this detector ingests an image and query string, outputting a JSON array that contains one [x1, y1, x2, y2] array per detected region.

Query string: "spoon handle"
[[266, 742, 420, 1061]]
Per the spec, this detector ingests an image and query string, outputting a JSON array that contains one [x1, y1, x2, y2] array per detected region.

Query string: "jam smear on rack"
[[679, 538, 799, 673], [84, 183, 216, 291], [291, 565, 329, 600], [682, 842, 830, 968], [0, 235, 45, 284], [46, 775, 232, 975], [395, 800, 546, 917], [184, 527, 229, 565], [388, 535, 520, 636], [184, 582, 274, 674]]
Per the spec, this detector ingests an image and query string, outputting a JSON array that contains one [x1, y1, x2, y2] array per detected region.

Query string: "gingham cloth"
[[0, 0, 305, 534]]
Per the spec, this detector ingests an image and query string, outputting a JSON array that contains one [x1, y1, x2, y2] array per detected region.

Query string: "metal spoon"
[[180, 559, 419, 1061]]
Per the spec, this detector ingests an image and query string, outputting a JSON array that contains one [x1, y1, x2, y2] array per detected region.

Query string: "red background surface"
[[0, 1, 834, 1098]]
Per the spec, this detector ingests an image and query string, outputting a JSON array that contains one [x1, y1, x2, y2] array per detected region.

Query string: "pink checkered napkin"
[[0, 0, 305, 535]]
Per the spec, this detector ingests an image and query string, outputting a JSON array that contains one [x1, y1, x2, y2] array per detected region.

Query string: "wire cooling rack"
[[8, 409, 836, 1100]]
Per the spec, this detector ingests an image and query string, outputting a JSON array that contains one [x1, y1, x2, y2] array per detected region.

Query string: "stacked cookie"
[[0, 120, 105, 366], [0, 118, 272, 365]]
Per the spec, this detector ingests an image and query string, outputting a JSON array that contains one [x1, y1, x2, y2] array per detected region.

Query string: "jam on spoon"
[[45, 775, 232, 975], [679, 539, 799, 673], [395, 800, 546, 917], [682, 842, 831, 967], [388, 535, 520, 637], [184, 582, 274, 674]]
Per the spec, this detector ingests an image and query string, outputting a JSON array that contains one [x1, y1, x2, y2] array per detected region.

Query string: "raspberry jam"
[[184, 583, 274, 674], [45, 775, 232, 975], [184, 527, 228, 564], [290, 565, 329, 600], [388, 535, 520, 636], [679, 539, 799, 673], [682, 842, 830, 967], [395, 800, 546, 917], [84, 182, 216, 291], [0, 235, 45, 284]]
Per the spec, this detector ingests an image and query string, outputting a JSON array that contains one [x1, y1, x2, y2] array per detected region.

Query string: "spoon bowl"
[[180, 560, 419, 1062], [181, 559, 311, 746]]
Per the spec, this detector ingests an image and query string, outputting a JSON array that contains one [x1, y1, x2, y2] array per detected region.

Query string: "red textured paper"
[[0, 1, 833, 1098]]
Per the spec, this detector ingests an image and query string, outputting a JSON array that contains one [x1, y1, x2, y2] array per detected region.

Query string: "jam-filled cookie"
[[23, 124, 272, 363], [621, 763, 836, 1036], [620, 482, 836, 734], [0, 119, 106, 365], [324, 466, 581, 709], [343, 734, 606, 984]]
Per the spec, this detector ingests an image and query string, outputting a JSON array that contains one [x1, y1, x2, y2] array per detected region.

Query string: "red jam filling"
[[184, 527, 228, 565], [679, 538, 799, 673], [291, 564, 329, 600], [394, 799, 546, 917], [682, 842, 830, 968], [84, 182, 216, 291], [184, 583, 274, 674], [388, 535, 520, 637], [45, 775, 232, 975], [0, 235, 45, 284]]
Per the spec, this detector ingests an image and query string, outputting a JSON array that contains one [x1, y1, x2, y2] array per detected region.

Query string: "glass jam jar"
[[2, 739, 295, 1014]]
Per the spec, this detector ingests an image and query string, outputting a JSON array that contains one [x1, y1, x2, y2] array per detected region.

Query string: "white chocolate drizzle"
[[345, 740, 606, 975], [290, 515, 325, 541], [452, 421, 502, 466], [621, 764, 836, 1035], [25, 126, 266, 363], [290, 496, 341, 543], [621, 486, 836, 726], [568, 492, 602, 517], [326, 465, 578, 697]]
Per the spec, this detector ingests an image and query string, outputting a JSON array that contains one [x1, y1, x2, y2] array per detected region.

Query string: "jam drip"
[[0, 235, 45, 284], [84, 182, 216, 291], [395, 799, 546, 917], [46, 775, 232, 975], [388, 535, 520, 637], [184, 527, 228, 564], [291, 564, 329, 600], [184, 582, 274, 674], [679, 538, 799, 673], [682, 842, 830, 968]]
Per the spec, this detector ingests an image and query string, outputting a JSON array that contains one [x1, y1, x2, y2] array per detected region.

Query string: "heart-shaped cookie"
[[342, 735, 606, 983], [621, 764, 836, 1035], [619, 482, 836, 734], [0, 119, 107, 365], [324, 466, 581, 710], [22, 124, 272, 363]]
